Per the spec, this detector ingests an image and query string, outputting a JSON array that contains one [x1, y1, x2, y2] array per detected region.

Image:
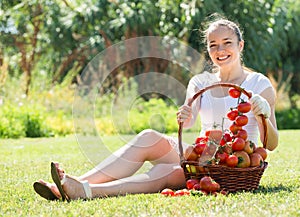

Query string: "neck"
[[218, 65, 245, 83]]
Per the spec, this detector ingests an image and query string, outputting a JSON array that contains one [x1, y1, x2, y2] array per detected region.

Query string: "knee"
[[136, 129, 164, 143], [138, 129, 160, 138]]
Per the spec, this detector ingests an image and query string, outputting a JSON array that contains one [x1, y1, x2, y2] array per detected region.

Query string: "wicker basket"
[[178, 83, 268, 192]]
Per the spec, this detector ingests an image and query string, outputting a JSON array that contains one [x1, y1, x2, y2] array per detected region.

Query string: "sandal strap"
[[81, 180, 92, 198]]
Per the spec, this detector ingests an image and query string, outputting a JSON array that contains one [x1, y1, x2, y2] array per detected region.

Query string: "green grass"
[[0, 130, 299, 217]]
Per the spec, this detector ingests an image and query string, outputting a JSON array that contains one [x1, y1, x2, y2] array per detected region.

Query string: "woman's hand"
[[177, 105, 192, 123], [250, 94, 271, 118]]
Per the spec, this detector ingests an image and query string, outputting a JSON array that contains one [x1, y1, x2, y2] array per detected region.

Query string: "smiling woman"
[[33, 15, 279, 201]]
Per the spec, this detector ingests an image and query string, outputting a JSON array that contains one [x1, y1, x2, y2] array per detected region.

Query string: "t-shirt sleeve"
[[244, 73, 274, 95]]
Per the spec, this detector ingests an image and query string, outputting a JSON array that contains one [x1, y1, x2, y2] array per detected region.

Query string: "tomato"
[[199, 176, 220, 193], [229, 123, 242, 134], [236, 129, 248, 140], [219, 138, 226, 146], [221, 142, 233, 155], [226, 154, 238, 167], [250, 153, 264, 167], [194, 142, 207, 155], [243, 140, 255, 154], [193, 183, 201, 190], [184, 146, 198, 161], [195, 136, 208, 144], [186, 179, 199, 190], [216, 152, 229, 163], [254, 147, 267, 160], [228, 87, 241, 98], [174, 189, 190, 196], [237, 102, 251, 113], [235, 115, 248, 126], [205, 129, 223, 141], [161, 188, 175, 196], [227, 109, 239, 121], [234, 151, 251, 168], [232, 137, 246, 151], [222, 132, 232, 142], [219, 189, 228, 195]]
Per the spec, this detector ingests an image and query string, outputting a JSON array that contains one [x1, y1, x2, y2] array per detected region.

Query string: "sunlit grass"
[[0, 130, 299, 217]]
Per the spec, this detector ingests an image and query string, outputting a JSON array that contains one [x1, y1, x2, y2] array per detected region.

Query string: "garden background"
[[1, 0, 300, 138]]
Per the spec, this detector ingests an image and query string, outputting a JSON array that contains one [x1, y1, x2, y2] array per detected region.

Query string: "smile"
[[217, 55, 230, 61]]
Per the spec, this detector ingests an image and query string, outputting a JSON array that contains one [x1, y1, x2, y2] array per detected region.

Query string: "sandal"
[[33, 182, 59, 201], [50, 162, 92, 201]]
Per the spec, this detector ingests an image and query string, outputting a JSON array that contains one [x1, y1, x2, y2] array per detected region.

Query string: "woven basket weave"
[[178, 83, 268, 192]]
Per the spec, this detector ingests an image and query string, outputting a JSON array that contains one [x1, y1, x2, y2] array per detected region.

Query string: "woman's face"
[[207, 25, 244, 69]]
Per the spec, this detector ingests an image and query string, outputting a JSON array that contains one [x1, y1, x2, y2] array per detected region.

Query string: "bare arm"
[[254, 87, 279, 151]]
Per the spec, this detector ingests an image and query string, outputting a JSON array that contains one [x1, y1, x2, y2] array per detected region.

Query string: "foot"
[[54, 162, 92, 200], [38, 179, 61, 198]]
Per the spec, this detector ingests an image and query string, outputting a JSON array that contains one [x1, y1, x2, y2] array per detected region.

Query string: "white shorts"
[[164, 135, 190, 156]]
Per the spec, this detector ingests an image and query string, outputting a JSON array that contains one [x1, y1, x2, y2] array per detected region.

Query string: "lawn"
[[0, 130, 299, 217]]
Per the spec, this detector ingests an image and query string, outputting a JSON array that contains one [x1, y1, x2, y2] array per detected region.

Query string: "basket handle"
[[178, 82, 268, 162]]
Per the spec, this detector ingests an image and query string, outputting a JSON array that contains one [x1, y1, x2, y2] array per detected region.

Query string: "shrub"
[[0, 103, 48, 138], [276, 108, 300, 130]]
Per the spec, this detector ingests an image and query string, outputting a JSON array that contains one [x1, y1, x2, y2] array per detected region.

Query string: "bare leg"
[[78, 129, 180, 184], [36, 129, 181, 199], [62, 163, 186, 199]]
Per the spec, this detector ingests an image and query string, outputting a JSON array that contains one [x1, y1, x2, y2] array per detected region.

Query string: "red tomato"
[[219, 139, 226, 146], [221, 142, 233, 155], [236, 129, 248, 140], [174, 189, 190, 196], [232, 137, 246, 151], [161, 188, 175, 196], [227, 109, 239, 121], [205, 129, 223, 141], [186, 179, 199, 190], [235, 115, 248, 126], [216, 152, 229, 163], [194, 142, 207, 155], [228, 87, 241, 98], [222, 132, 232, 142], [254, 147, 268, 160], [226, 154, 238, 167], [195, 136, 208, 144], [193, 183, 201, 190], [250, 153, 264, 167], [237, 102, 251, 113], [229, 123, 242, 134], [199, 176, 220, 193]]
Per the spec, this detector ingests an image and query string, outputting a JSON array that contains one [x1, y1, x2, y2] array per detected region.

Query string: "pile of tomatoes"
[[184, 87, 267, 168], [161, 176, 226, 197]]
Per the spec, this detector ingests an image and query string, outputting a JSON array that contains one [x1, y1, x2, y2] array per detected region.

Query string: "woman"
[[34, 17, 278, 201]]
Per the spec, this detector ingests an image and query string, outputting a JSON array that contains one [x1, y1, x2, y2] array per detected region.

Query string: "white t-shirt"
[[184, 71, 273, 145]]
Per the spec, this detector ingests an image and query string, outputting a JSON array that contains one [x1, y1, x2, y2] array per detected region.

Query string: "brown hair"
[[202, 14, 244, 47]]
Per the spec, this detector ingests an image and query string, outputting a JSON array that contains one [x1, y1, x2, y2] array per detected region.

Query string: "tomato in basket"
[[232, 137, 246, 151], [194, 142, 207, 155], [254, 147, 268, 160], [226, 154, 238, 167]]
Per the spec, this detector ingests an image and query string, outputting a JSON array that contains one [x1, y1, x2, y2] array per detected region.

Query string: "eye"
[[209, 44, 216, 48], [225, 41, 232, 45]]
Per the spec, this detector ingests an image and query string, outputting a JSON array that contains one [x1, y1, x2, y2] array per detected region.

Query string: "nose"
[[217, 44, 224, 52]]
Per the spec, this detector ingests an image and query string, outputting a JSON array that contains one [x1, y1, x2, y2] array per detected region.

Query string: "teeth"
[[217, 55, 229, 60]]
